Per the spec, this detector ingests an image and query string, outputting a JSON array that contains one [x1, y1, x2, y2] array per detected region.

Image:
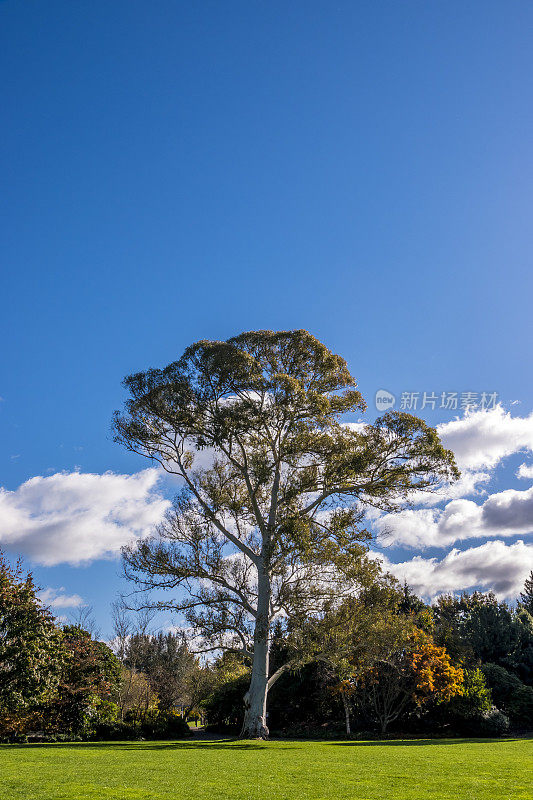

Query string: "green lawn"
[[1, 737, 531, 800]]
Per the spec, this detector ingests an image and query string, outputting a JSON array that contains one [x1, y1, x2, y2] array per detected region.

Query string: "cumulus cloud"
[[360, 406, 533, 512], [517, 463, 533, 480], [378, 540, 533, 601], [370, 407, 533, 549], [377, 484, 533, 549], [408, 470, 492, 508], [39, 587, 85, 609], [356, 408, 533, 597], [0, 469, 170, 566], [482, 486, 533, 529], [437, 406, 533, 471]]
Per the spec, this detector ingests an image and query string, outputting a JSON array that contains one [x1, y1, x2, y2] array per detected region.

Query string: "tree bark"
[[241, 566, 270, 738], [341, 691, 351, 737]]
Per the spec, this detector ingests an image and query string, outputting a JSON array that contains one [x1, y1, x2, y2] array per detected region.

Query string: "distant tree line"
[[1, 550, 532, 742], [202, 577, 533, 738], [0, 553, 193, 742]]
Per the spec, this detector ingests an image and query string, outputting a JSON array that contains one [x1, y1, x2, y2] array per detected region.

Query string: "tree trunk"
[[241, 566, 270, 738], [241, 655, 269, 738], [341, 691, 351, 737]]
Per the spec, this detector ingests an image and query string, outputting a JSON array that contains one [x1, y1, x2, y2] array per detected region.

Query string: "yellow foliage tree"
[[353, 633, 464, 735], [411, 642, 463, 705]]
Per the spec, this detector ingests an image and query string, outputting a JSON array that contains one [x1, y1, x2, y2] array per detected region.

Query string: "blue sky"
[[1, 1, 533, 637]]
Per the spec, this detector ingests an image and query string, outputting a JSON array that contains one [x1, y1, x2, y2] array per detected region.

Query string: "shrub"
[[91, 720, 140, 740], [478, 708, 510, 737], [482, 663, 533, 727], [430, 669, 495, 735], [92, 710, 190, 741], [140, 710, 190, 739], [202, 673, 249, 731]]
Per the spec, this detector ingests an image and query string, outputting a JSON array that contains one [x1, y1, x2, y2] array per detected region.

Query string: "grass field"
[[1, 737, 532, 800]]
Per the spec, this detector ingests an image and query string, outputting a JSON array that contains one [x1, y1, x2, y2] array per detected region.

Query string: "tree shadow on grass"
[[325, 737, 530, 747], [123, 738, 295, 751], [2, 736, 529, 751], [1, 737, 296, 752]]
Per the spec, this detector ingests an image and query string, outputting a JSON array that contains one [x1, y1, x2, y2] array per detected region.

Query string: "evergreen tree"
[[519, 571, 533, 616], [50, 625, 121, 733], [0, 552, 63, 714]]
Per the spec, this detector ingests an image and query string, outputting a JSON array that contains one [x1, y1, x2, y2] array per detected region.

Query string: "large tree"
[[113, 329, 457, 737]]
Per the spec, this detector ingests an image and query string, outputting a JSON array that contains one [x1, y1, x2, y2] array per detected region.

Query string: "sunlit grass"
[[1, 736, 532, 799]]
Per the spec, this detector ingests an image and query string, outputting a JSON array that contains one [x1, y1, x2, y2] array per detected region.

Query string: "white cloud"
[[482, 485, 533, 529], [371, 407, 533, 549], [437, 406, 533, 471], [517, 463, 533, 480], [39, 587, 85, 609], [377, 483, 533, 549], [408, 470, 492, 508], [363, 407, 533, 600], [0, 469, 170, 566], [344, 421, 367, 433], [377, 508, 440, 547], [378, 540, 533, 601]]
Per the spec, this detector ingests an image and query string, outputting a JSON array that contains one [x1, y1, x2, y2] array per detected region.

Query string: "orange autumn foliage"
[[411, 642, 463, 705]]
